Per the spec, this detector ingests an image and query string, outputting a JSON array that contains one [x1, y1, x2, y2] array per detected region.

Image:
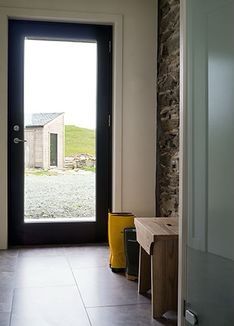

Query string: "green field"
[[65, 125, 95, 156]]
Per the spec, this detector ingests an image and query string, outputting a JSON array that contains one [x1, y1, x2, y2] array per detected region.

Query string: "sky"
[[24, 39, 97, 130]]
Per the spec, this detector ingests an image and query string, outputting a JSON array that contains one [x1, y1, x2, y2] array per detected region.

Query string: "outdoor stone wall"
[[65, 154, 95, 170], [156, 0, 180, 216]]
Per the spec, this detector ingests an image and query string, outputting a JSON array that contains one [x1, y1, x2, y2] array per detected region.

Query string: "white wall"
[[43, 114, 64, 169], [0, 0, 157, 248]]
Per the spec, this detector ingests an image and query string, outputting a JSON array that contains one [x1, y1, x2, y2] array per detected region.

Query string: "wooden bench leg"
[[138, 246, 151, 294], [151, 239, 178, 319]]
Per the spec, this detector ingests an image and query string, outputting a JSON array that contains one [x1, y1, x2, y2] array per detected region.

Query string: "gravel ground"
[[25, 170, 95, 220]]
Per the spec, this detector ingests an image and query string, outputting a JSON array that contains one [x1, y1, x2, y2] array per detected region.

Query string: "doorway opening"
[[8, 20, 112, 245]]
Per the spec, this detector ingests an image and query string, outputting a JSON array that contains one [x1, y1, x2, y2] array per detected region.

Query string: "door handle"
[[185, 310, 198, 325], [13, 137, 27, 144]]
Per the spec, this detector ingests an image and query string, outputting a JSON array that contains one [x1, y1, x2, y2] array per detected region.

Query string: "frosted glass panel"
[[186, 0, 234, 325], [208, 5, 234, 261]]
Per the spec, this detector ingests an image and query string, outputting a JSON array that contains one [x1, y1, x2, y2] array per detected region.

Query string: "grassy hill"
[[65, 125, 95, 156]]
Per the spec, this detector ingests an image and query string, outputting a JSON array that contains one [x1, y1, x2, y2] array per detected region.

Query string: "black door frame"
[[8, 19, 112, 246]]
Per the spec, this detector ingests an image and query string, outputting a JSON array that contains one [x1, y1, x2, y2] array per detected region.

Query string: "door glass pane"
[[24, 39, 97, 223], [187, 0, 234, 325]]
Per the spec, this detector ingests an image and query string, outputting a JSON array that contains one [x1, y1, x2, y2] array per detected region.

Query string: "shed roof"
[[25, 112, 64, 127]]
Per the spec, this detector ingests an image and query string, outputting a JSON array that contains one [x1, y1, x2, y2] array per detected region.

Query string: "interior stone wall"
[[156, 0, 180, 216]]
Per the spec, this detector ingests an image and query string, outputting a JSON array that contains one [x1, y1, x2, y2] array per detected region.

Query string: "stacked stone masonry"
[[157, 0, 180, 216]]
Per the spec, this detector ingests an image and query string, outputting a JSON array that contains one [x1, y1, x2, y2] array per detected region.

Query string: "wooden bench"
[[134, 217, 178, 319]]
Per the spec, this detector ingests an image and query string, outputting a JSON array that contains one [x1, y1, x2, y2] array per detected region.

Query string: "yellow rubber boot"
[[108, 212, 135, 271]]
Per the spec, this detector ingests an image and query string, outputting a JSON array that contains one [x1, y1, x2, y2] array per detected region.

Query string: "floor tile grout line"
[[86, 302, 152, 309], [9, 287, 16, 326], [13, 283, 79, 290], [8, 253, 19, 326], [65, 254, 93, 326]]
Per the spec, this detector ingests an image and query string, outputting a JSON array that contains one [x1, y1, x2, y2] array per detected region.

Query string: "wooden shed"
[[25, 112, 64, 169]]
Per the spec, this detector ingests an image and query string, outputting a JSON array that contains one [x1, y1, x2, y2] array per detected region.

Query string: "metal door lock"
[[13, 125, 20, 132]]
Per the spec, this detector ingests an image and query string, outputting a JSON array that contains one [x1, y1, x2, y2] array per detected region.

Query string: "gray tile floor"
[[0, 245, 175, 326]]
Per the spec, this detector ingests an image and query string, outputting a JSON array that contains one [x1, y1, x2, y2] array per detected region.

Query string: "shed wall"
[[43, 114, 64, 169], [25, 127, 43, 168]]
